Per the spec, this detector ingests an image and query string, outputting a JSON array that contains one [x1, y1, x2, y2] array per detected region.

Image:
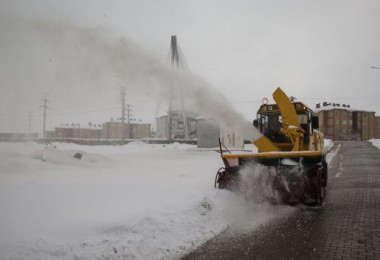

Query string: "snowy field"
[[1, 140, 335, 260]]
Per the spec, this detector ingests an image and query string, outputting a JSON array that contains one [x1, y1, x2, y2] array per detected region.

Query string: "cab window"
[[259, 113, 289, 143]]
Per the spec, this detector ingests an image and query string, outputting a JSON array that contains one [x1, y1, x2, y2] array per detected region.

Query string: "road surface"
[[183, 142, 380, 259]]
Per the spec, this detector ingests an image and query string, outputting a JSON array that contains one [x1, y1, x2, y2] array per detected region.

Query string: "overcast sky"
[[1, 0, 380, 133]]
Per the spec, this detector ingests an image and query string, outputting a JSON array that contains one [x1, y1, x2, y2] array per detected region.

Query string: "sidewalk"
[[311, 141, 380, 259]]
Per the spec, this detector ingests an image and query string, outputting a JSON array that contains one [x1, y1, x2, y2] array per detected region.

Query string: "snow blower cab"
[[215, 87, 328, 206], [253, 90, 322, 154]]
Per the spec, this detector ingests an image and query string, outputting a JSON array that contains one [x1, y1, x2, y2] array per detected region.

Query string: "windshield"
[[258, 112, 310, 143], [261, 113, 281, 133], [259, 113, 289, 143]]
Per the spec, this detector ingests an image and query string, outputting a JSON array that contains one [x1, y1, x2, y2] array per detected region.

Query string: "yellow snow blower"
[[215, 87, 327, 206]]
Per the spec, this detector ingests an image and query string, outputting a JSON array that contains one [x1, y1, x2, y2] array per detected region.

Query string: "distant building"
[[156, 110, 197, 140], [45, 130, 55, 138], [0, 133, 38, 140], [101, 122, 151, 139], [315, 102, 379, 141], [352, 111, 376, 141], [41, 121, 151, 140], [376, 117, 380, 139], [101, 122, 123, 139], [53, 127, 101, 139], [130, 123, 152, 139]]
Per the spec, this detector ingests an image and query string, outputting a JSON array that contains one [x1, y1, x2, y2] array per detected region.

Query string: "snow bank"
[[0, 141, 293, 260], [324, 139, 334, 154], [369, 139, 380, 150]]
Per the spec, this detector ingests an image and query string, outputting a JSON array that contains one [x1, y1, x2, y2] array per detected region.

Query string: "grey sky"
[[1, 0, 380, 133]]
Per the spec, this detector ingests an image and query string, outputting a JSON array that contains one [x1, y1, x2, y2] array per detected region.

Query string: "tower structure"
[[167, 35, 189, 139]]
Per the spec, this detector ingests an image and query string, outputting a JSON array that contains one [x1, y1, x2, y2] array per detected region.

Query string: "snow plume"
[[33, 20, 260, 140], [239, 163, 283, 203], [238, 162, 305, 205], [0, 17, 260, 139]]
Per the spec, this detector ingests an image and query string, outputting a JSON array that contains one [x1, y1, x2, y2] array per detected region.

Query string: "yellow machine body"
[[216, 87, 327, 206], [222, 87, 324, 162]]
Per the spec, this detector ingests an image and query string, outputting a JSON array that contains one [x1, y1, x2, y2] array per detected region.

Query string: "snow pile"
[[369, 139, 380, 150], [30, 148, 112, 167], [323, 138, 338, 166], [0, 141, 294, 260], [324, 139, 334, 154]]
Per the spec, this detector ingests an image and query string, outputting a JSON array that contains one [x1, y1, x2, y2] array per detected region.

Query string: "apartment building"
[[315, 102, 379, 141], [376, 117, 380, 139]]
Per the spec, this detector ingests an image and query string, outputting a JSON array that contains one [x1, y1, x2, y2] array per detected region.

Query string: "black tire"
[[215, 168, 225, 188], [301, 191, 318, 206], [317, 167, 326, 206], [319, 183, 326, 206], [322, 160, 328, 187]]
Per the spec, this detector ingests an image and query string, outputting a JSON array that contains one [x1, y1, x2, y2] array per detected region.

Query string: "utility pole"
[[40, 94, 49, 144], [126, 104, 133, 139], [121, 87, 126, 142]]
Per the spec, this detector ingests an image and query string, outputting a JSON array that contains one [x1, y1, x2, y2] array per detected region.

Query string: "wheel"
[[215, 167, 225, 188], [317, 168, 326, 206], [322, 160, 328, 187], [215, 167, 240, 190], [319, 184, 326, 206], [301, 166, 325, 206]]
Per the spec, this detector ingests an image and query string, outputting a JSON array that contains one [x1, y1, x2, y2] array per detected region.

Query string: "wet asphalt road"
[[182, 142, 380, 260]]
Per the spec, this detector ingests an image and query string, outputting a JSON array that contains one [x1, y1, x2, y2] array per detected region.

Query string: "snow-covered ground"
[[0, 140, 335, 260]]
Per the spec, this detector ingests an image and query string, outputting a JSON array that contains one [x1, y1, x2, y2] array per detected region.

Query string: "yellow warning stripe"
[[222, 151, 322, 159]]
